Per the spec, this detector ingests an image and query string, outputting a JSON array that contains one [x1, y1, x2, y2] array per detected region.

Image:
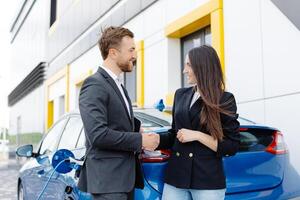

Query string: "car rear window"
[[239, 128, 274, 152]]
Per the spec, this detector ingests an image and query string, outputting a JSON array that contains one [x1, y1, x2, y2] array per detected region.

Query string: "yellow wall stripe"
[[166, 92, 175, 107], [165, 0, 222, 38], [211, 8, 225, 74], [47, 101, 54, 130], [136, 40, 144, 107]]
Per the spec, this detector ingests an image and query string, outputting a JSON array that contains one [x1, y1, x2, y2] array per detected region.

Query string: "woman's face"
[[183, 55, 197, 85]]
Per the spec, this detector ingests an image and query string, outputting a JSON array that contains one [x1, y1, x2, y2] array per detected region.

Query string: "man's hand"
[[142, 132, 160, 151]]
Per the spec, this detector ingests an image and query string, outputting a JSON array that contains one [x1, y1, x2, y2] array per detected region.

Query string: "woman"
[[159, 45, 240, 200]]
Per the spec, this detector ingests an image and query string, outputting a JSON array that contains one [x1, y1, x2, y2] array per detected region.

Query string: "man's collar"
[[100, 66, 120, 81]]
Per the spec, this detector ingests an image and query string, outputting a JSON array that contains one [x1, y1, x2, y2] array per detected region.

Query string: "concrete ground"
[[0, 158, 22, 200]]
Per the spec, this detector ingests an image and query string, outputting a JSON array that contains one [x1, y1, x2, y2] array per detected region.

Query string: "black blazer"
[[158, 87, 240, 189], [78, 67, 144, 194]]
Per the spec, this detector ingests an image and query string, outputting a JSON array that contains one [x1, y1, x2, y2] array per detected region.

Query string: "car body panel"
[[224, 152, 285, 194]]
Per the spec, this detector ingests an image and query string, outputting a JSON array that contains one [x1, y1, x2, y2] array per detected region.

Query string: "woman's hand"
[[177, 129, 200, 143], [177, 128, 218, 152]]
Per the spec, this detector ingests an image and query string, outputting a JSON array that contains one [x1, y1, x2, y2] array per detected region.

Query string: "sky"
[[0, 1, 18, 129]]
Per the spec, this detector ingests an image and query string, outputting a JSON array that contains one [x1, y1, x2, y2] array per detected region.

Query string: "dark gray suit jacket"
[[78, 67, 144, 194]]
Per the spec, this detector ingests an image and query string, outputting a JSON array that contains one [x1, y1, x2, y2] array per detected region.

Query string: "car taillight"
[[239, 127, 248, 131], [142, 149, 171, 163], [265, 131, 288, 155]]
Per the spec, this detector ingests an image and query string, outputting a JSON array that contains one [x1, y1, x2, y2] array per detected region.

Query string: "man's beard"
[[118, 59, 136, 72]]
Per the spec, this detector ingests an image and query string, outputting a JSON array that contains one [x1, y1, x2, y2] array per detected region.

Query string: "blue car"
[[16, 108, 300, 200]]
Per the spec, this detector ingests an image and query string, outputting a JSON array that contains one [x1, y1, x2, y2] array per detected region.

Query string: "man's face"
[[115, 36, 137, 72]]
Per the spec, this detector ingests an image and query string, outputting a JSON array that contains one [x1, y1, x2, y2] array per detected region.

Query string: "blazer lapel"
[[98, 68, 133, 126], [190, 97, 202, 129], [179, 88, 194, 129], [121, 84, 135, 128]]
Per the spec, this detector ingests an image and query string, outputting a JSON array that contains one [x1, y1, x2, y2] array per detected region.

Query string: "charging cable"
[[36, 159, 68, 200], [36, 149, 84, 200]]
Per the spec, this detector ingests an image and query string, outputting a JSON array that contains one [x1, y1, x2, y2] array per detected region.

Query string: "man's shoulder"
[[84, 70, 106, 86], [80, 73, 109, 99]]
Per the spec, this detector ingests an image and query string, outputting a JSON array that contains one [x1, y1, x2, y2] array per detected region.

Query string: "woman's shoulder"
[[175, 87, 193, 96], [221, 91, 237, 112], [221, 91, 235, 101]]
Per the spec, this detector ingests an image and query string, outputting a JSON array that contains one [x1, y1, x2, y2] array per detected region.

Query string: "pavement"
[[0, 158, 23, 200]]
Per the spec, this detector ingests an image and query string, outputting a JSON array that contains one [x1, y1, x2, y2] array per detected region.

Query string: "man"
[[78, 26, 160, 200]]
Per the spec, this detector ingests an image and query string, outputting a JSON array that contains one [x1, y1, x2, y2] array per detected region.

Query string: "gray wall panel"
[[111, 4, 126, 26], [125, 0, 142, 22], [141, 0, 156, 10], [47, 0, 120, 63], [48, 0, 158, 77]]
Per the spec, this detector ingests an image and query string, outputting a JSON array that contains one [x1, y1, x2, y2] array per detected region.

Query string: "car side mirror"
[[16, 144, 34, 157]]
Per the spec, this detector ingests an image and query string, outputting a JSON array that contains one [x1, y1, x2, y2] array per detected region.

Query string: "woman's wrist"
[[196, 130, 218, 152], [196, 130, 205, 143]]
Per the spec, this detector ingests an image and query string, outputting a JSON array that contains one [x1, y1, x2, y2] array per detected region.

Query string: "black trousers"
[[92, 190, 134, 200]]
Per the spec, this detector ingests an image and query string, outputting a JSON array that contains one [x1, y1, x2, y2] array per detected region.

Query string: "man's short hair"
[[98, 26, 134, 60]]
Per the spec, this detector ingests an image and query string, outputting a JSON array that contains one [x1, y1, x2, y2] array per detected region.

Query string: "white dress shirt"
[[190, 91, 200, 108], [101, 66, 131, 117]]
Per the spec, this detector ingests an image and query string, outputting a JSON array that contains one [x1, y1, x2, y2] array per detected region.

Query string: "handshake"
[[141, 132, 160, 151]]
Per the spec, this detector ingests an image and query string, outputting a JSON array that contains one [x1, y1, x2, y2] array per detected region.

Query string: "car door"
[[23, 117, 68, 200], [53, 115, 84, 199]]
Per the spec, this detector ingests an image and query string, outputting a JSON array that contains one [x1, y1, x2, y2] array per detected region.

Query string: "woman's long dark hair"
[[188, 45, 233, 141]]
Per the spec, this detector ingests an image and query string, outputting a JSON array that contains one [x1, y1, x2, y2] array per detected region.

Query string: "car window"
[[76, 129, 86, 148], [239, 129, 274, 152], [133, 109, 172, 124], [137, 117, 162, 127], [58, 116, 83, 150], [39, 118, 68, 155], [134, 112, 170, 127]]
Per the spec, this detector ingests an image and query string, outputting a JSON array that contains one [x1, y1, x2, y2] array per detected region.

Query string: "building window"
[[75, 85, 81, 109], [58, 95, 65, 117], [50, 0, 57, 27], [180, 26, 211, 87]]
